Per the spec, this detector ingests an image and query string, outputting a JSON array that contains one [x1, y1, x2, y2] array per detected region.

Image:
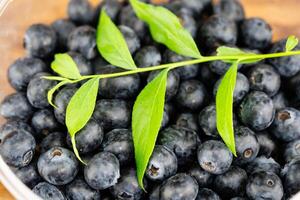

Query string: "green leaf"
[[132, 68, 169, 190], [66, 77, 100, 163], [97, 9, 137, 70], [130, 0, 201, 58], [216, 62, 238, 156], [286, 35, 299, 52], [51, 54, 82, 79], [47, 81, 70, 108], [216, 46, 262, 64]]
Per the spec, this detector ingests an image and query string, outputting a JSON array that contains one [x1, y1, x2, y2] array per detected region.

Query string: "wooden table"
[[0, 0, 300, 199]]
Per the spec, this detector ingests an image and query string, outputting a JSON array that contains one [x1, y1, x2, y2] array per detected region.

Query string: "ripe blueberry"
[[118, 25, 141, 54], [31, 109, 59, 137], [66, 177, 101, 200], [33, 182, 65, 200], [40, 132, 67, 153], [51, 19, 76, 50]]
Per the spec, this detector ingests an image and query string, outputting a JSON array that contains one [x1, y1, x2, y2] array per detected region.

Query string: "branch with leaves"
[[44, 0, 300, 189]]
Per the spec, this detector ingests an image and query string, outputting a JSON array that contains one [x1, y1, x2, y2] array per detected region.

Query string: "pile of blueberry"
[[1, 0, 300, 199]]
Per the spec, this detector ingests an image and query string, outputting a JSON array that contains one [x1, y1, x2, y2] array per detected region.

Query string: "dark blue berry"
[[27, 72, 58, 109], [246, 171, 283, 200], [213, 166, 247, 198], [256, 131, 277, 158], [68, 25, 97, 59], [146, 145, 178, 182], [161, 103, 174, 129], [134, 46, 162, 68], [160, 173, 198, 200], [0, 93, 34, 120], [40, 132, 67, 153], [272, 92, 289, 110], [239, 91, 275, 131], [65, 177, 101, 200], [0, 120, 35, 139], [213, 0, 245, 22], [68, 51, 93, 75], [92, 99, 131, 131], [198, 105, 219, 138], [118, 25, 141, 54], [158, 126, 200, 165], [209, 59, 232, 75], [173, 0, 211, 16], [84, 152, 120, 190], [38, 147, 79, 185], [197, 140, 233, 174], [110, 168, 146, 199], [271, 107, 300, 142], [96, 0, 124, 22], [149, 185, 160, 200], [176, 112, 199, 132], [23, 24, 57, 58], [67, 0, 94, 25], [244, 156, 281, 175], [284, 139, 300, 163], [173, 7, 197, 38], [241, 18, 272, 50], [147, 70, 180, 101], [196, 188, 221, 200], [176, 80, 207, 111], [8, 57, 46, 91], [199, 15, 237, 49], [31, 109, 59, 137], [101, 129, 133, 165], [12, 162, 42, 188], [281, 158, 300, 196], [188, 165, 214, 188], [0, 128, 36, 167], [33, 182, 66, 200], [51, 19, 76, 50], [66, 118, 104, 154]]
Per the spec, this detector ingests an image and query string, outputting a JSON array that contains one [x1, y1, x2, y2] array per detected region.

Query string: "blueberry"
[[119, 5, 146, 39], [284, 139, 300, 162], [23, 24, 57, 58], [40, 132, 67, 153], [66, 178, 101, 200], [84, 152, 120, 190], [244, 156, 281, 175], [176, 112, 199, 132], [12, 162, 42, 188], [188, 165, 214, 188], [281, 158, 300, 196], [33, 182, 66, 200], [239, 91, 275, 131], [234, 126, 260, 163], [214, 72, 250, 103], [172, 0, 211, 16], [67, 0, 94, 25], [8, 57, 47, 91], [158, 126, 200, 165], [92, 99, 131, 131], [160, 173, 198, 200], [118, 25, 141, 54], [67, 118, 104, 154], [31, 109, 59, 137], [51, 19, 76, 50], [241, 18, 272, 50], [198, 105, 219, 138], [101, 129, 134, 165], [268, 38, 300, 77], [134, 46, 162, 68], [99, 66, 141, 99], [173, 7, 198, 38], [149, 184, 160, 200], [209, 59, 232, 75], [246, 171, 283, 200], [0, 92, 34, 120], [54, 86, 77, 124], [213, 0, 245, 22], [176, 80, 207, 111], [197, 140, 233, 174], [256, 131, 277, 158], [95, 0, 124, 22], [161, 103, 174, 129], [213, 166, 247, 198], [147, 70, 180, 101], [110, 168, 146, 200], [68, 51, 93, 75], [27, 72, 58, 109], [196, 188, 221, 200], [38, 147, 79, 185], [199, 15, 238, 49], [248, 64, 280, 97], [271, 107, 300, 142], [146, 145, 178, 182], [272, 92, 289, 110], [163, 49, 199, 80], [68, 25, 97, 59], [230, 198, 248, 200], [0, 120, 35, 139]]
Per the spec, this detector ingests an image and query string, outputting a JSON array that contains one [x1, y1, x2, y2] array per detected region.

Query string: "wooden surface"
[[0, 0, 300, 199]]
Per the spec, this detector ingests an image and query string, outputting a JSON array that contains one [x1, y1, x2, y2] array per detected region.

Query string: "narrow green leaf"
[[47, 81, 70, 108], [66, 77, 100, 163], [130, 0, 201, 58], [216, 62, 239, 156], [286, 35, 299, 52], [216, 46, 262, 64], [42, 76, 69, 81], [132, 68, 169, 190], [51, 54, 82, 79], [97, 9, 137, 70]]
